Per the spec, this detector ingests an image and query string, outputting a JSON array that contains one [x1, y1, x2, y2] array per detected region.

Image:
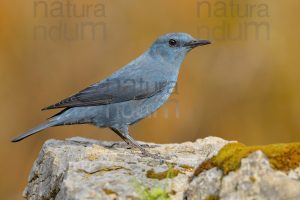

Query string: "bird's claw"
[[139, 149, 166, 161]]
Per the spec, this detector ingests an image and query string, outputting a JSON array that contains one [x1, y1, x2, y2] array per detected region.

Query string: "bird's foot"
[[107, 143, 169, 161], [139, 149, 167, 161], [106, 142, 128, 149], [140, 143, 160, 148]]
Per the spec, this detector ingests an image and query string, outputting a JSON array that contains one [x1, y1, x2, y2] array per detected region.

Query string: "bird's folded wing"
[[42, 78, 168, 110]]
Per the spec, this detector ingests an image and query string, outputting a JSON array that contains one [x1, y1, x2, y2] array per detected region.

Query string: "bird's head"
[[149, 32, 211, 66]]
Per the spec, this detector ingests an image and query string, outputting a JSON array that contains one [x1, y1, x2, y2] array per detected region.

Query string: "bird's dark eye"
[[169, 39, 177, 47]]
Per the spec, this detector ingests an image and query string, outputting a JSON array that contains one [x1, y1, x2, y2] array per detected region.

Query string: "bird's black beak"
[[184, 40, 211, 48]]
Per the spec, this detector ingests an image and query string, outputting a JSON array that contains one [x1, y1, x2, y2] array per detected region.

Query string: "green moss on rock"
[[103, 188, 118, 195], [146, 167, 180, 180], [204, 195, 220, 200], [179, 164, 194, 172], [195, 142, 300, 175], [250, 176, 256, 183]]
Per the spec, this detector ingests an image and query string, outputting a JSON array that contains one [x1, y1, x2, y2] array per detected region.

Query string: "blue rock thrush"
[[12, 32, 211, 157]]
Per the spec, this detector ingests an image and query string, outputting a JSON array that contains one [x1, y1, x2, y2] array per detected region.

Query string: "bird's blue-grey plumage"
[[12, 32, 211, 156]]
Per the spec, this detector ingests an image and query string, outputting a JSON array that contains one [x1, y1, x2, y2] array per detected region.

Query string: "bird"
[[11, 32, 211, 157]]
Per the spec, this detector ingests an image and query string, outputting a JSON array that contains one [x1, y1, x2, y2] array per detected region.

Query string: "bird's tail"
[[11, 120, 58, 142]]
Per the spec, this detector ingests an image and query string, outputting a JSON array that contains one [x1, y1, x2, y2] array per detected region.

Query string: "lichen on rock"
[[187, 142, 300, 200], [194, 142, 300, 176]]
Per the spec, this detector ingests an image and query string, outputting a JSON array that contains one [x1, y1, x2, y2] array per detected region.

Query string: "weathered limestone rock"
[[23, 137, 300, 200], [23, 137, 228, 200], [186, 151, 300, 200]]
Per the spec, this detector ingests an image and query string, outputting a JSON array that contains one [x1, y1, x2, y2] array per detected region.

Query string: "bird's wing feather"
[[42, 77, 168, 110]]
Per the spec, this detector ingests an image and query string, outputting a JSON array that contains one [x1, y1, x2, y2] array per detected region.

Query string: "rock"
[[220, 151, 300, 200], [23, 137, 300, 200], [185, 147, 300, 200], [23, 136, 229, 200]]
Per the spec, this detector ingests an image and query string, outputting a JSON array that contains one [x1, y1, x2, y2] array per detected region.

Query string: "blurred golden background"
[[1, 0, 300, 199]]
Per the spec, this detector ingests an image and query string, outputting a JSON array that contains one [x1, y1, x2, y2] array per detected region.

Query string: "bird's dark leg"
[[110, 125, 160, 158], [110, 125, 148, 154]]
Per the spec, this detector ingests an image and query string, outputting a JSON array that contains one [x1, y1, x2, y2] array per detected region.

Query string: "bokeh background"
[[1, 0, 300, 199]]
